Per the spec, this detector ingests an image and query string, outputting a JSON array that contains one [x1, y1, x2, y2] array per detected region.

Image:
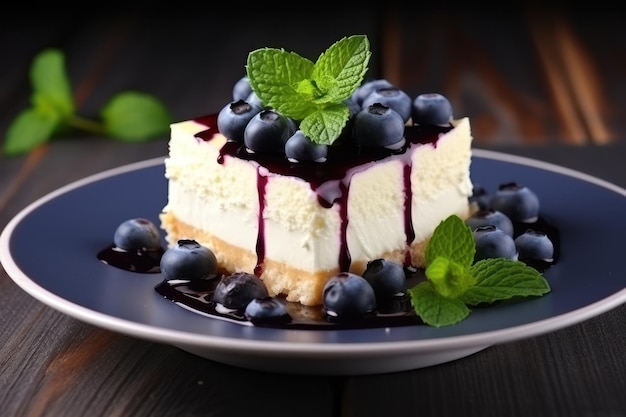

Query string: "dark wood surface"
[[1, 5, 626, 417]]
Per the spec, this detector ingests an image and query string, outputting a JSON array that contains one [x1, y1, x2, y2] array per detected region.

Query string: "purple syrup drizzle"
[[192, 113, 452, 272]]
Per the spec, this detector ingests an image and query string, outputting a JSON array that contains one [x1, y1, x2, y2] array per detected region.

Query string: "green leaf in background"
[[30, 48, 74, 118], [3, 48, 172, 157], [3, 108, 60, 156], [101, 91, 172, 141]]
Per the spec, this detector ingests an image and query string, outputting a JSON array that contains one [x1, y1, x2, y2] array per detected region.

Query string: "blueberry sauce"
[[193, 113, 451, 275], [97, 245, 164, 273]]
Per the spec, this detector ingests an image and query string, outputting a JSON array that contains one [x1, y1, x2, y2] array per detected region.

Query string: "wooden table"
[[2, 5, 625, 416]]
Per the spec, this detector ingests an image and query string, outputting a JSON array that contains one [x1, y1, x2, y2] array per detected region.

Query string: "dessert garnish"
[[246, 34, 370, 146], [3, 49, 172, 157], [410, 214, 550, 327]]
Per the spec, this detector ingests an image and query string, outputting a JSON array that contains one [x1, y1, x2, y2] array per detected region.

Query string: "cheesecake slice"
[[160, 114, 473, 306]]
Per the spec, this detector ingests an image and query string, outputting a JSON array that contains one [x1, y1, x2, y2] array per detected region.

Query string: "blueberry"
[[244, 108, 295, 154], [323, 272, 376, 318], [515, 229, 554, 262], [490, 182, 540, 222], [245, 91, 264, 108], [285, 130, 328, 162], [353, 78, 394, 105], [113, 218, 161, 251], [353, 103, 405, 148], [361, 86, 412, 123], [469, 183, 491, 211], [232, 76, 253, 101], [411, 93, 453, 126], [217, 99, 262, 143], [465, 209, 514, 237], [473, 225, 518, 262], [160, 239, 218, 281], [213, 272, 269, 310], [362, 258, 406, 299], [244, 296, 291, 325]]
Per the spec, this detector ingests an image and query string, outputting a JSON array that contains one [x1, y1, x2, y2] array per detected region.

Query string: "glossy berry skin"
[[244, 296, 291, 325], [465, 209, 514, 237], [411, 93, 453, 126], [213, 272, 269, 310], [353, 78, 394, 105], [361, 87, 412, 123], [362, 258, 406, 299], [353, 103, 405, 148], [515, 229, 555, 262], [113, 218, 161, 251], [217, 99, 262, 143], [323, 272, 376, 318], [160, 239, 218, 281], [232, 76, 252, 101], [285, 130, 328, 162], [473, 225, 518, 262], [244, 109, 295, 154], [490, 182, 540, 222], [469, 184, 491, 211]]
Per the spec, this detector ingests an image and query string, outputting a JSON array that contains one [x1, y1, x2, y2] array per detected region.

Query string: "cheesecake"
[[159, 35, 474, 306]]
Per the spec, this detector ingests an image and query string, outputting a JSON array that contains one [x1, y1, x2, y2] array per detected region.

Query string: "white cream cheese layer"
[[162, 117, 473, 273]]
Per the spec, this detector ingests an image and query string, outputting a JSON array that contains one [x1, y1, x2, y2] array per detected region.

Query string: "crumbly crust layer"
[[160, 211, 428, 306]]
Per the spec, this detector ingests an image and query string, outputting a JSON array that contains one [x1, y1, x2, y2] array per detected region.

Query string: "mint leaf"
[[312, 35, 371, 102], [298, 104, 350, 145], [30, 48, 74, 118], [409, 282, 470, 327], [101, 91, 172, 142], [246, 35, 370, 145], [425, 214, 475, 267], [426, 256, 476, 299], [3, 108, 60, 156], [462, 258, 551, 305], [247, 48, 315, 119]]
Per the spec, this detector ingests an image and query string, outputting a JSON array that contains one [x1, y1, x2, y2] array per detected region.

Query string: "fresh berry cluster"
[[217, 77, 453, 162], [466, 183, 555, 264]]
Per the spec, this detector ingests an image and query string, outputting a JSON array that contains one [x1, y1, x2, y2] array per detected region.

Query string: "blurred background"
[[3, 2, 625, 155]]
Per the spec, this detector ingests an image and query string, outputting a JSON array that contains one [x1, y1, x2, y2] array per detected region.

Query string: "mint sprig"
[[409, 215, 551, 327], [3, 49, 172, 157], [246, 35, 371, 145]]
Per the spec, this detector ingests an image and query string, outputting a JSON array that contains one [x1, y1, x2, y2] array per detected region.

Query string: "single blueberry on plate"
[[465, 209, 514, 237], [515, 229, 555, 262], [244, 296, 291, 325], [213, 272, 269, 310], [323, 272, 376, 318], [362, 258, 406, 299], [490, 182, 540, 222], [113, 218, 161, 252], [160, 239, 218, 281], [469, 183, 491, 211], [473, 225, 518, 262]]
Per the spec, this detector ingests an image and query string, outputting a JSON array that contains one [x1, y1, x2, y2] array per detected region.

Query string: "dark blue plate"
[[2, 150, 625, 375]]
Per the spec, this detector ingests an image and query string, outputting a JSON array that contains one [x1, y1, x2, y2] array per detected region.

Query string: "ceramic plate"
[[2, 150, 626, 375]]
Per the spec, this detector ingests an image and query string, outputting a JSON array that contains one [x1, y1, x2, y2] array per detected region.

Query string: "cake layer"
[[160, 116, 473, 306]]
